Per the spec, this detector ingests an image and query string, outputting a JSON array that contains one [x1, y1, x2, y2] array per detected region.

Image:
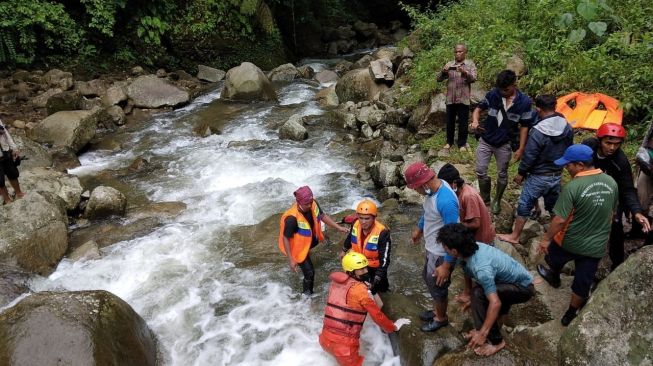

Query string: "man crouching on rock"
[[0, 119, 26, 205], [438, 223, 534, 356]]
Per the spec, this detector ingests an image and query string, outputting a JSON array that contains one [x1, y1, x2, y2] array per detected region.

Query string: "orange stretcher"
[[556, 92, 623, 130]]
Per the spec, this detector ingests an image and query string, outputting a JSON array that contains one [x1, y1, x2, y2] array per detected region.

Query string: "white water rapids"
[[29, 72, 400, 365]]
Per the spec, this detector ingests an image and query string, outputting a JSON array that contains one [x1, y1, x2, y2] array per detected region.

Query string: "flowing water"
[[30, 69, 400, 365]]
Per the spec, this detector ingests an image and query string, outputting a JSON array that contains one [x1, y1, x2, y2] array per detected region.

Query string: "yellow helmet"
[[342, 251, 369, 272], [356, 199, 378, 216]]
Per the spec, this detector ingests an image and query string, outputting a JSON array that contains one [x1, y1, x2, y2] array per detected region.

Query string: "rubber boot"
[[491, 182, 507, 214], [478, 178, 491, 206]]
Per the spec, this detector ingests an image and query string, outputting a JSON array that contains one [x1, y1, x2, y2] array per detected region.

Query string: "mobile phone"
[[448, 66, 458, 70]]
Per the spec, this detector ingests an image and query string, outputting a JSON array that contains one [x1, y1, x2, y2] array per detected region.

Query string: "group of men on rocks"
[[275, 45, 653, 365]]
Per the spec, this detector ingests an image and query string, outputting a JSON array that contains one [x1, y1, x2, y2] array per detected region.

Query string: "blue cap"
[[554, 144, 594, 166]]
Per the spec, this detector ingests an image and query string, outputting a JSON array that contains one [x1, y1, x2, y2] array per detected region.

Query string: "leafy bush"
[[401, 0, 653, 125]]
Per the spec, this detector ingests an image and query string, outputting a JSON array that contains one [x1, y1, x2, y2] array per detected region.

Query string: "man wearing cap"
[[278, 186, 349, 295], [404, 162, 459, 332], [536, 144, 618, 326], [438, 163, 495, 245], [583, 123, 651, 270], [498, 94, 573, 245]]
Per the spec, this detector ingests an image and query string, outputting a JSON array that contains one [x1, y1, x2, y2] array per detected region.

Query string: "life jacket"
[[322, 272, 367, 339], [278, 201, 324, 263], [350, 220, 386, 268]]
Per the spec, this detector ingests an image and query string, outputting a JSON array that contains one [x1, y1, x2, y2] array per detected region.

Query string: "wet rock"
[[68, 240, 101, 262], [369, 159, 400, 187], [43, 69, 73, 90], [221, 62, 277, 101], [352, 54, 374, 70], [279, 114, 307, 141], [314, 70, 339, 84], [127, 75, 190, 108], [101, 83, 128, 107], [335, 68, 389, 104], [46, 90, 83, 115], [19, 167, 83, 211], [128, 157, 149, 172], [0, 192, 68, 275], [0, 265, 30, 308], [85, 186, 127, 219], [295, 65, 314, 79], [268, 63, 299, 82], [49, 146, 81, 172], [369, 58, 395, 82], [30, 88, 63, 108], [0, 290, 157, 366], [75, 79, 109, 97], [196, 65, 225, 83], [559, 246, 653, 366], [315, 86, 339, 108], [103, 105, 126, 126], [29, 109, 100, 152], [11, 135, 53, 169], [407, 93, 447, 136], [126, 201, 187, 221]]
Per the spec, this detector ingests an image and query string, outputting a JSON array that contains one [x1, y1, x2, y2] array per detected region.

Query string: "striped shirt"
[[437, 59, 477, 105]]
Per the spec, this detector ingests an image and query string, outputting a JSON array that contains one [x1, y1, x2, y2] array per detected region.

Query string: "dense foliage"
[[401, 0, 653, 127]]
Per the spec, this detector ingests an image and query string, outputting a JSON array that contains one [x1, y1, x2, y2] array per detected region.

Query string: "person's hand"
[[513, 174, 524, 185], [411, 227, 423, 245], [11, 150, 19, 161], [441, 66, 449, 74], [513, 148, 524, 161], [394, 318, 411, 331], [538, 239, 549, 255], [465, 329, 487, 349], [433, 262, 451, 286], [336, 225, 349, 234], [458, 66, 467, 75], [371, 275, 382, 292], [635, 213, 651, 233], [288, 258, 298, 272]]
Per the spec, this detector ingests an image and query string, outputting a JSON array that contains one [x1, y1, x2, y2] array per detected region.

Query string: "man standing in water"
[[319, 251, 410, 366], [278, 186, 349, 295], [404, 162, 459, 332], [341, 199, 391, 294]]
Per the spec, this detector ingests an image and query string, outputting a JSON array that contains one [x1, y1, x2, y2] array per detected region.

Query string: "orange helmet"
[[356, 200, 378, 216], [596, 123, 626, 140]]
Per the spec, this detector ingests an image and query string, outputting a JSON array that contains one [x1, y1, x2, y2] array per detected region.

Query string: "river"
[[30, 64, 400, 365]]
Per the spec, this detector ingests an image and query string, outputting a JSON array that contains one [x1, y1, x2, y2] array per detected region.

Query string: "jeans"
[[475, 139, 512, 185], [516, 174, 561, 218], [446, 104, 470, 147], [471, 283, 534, 345]]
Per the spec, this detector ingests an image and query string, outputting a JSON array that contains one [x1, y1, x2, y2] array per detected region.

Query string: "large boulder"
[[267, 63, 299, 82], [372, 47, 401, 67], [0, 192, 68, 275], [279, 114, 308, 141], [28, 109, 100, 152], [11, 135, 53, 169], [369, 59, 394, 82], [315, 86, 339, 108], [101, 83, 128, 107], [75, 79, 109, 97], [369, 159, 400, 187], [43, 69, 73, 90], [314, 70, 339, 84], [30, 88, 63, 108], [0, 290, 157, 366], [335, 68, 389, 103], [126, 75, 189, 108], [559, 246, 653, 366], [45, 90, 83, 115], [352, 54, 374, 70], [407, 93, 447, 136], [18, 167, 83, 211], [196, 65, 226, 82], [221, 62, 277, 101], [84, 186, 127, 219]]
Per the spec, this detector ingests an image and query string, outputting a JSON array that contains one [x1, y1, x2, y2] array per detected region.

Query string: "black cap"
[[437, 163, 460, 184]]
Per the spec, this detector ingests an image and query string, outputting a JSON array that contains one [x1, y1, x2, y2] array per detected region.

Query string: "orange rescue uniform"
[[319, 272, 395, 366], [278, 201, 324, 263], [349, 220, 387, 268]]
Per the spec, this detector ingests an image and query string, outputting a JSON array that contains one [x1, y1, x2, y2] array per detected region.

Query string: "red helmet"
[[596, 123, 626, 140], [404, 162, 435, 189]]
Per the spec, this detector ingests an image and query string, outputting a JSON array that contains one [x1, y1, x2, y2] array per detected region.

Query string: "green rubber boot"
[[492, 182, 508, 214], [478, 178, 491, 206]]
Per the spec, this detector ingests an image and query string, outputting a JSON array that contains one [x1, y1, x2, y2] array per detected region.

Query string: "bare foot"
[[474, 340, 505, 356], [497, 233, 520, 245], [443, 144, 451, 149], [454, 293, 470, 303], [15, 192, 25, 199]]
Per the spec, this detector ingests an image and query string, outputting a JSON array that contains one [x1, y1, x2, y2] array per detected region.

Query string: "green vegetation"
[[401, 0, 653, 127]]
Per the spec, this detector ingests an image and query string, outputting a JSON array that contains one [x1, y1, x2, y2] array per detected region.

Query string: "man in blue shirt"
[[439, 223, 534, 356], [404, 162, 459, 332], [472, 70, 534, 214]]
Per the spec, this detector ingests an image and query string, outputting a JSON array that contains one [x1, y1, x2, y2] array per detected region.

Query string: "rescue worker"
[[278, 186, 349, 295], [319, 251, 410, 366], [582, 123, 651, 270], [341, 200, 392, 294]]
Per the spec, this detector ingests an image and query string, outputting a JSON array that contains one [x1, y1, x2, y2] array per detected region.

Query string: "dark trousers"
[[446, 103, 470, 147], [608, 218, 625, 270], [471, 283, 534, 345], [368, 266, 389, 294], [298, 255, 315, 295]]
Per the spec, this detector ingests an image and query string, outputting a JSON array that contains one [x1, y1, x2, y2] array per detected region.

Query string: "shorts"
[[423, 251, 453, 302], [545, 241, 600, 299], [0, 150, 19, 188]]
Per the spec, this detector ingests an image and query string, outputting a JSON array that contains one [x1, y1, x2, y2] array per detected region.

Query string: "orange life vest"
[[278, 201, 324, 263], [350, 220, 387, 268], [322, 273, 367, 339]]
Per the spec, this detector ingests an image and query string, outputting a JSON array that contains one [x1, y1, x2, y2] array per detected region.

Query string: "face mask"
[[356, 273, 371, 284], [423, 185, 432, 195]]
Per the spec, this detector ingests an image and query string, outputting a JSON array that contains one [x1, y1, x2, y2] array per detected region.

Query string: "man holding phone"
[[438, 44, 477, 152]]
